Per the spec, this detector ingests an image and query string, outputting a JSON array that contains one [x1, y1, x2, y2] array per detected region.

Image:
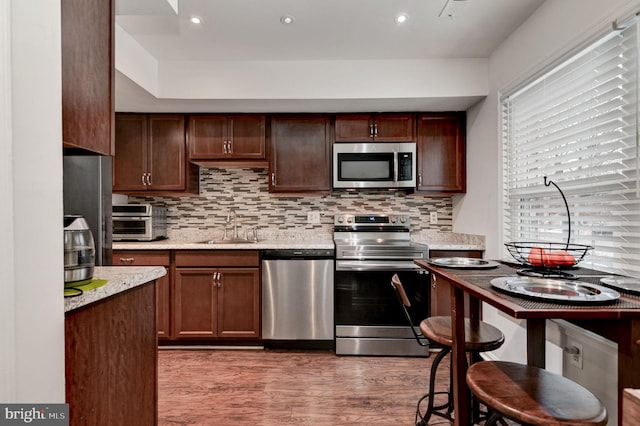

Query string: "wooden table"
[[415, 260, 640, 426]]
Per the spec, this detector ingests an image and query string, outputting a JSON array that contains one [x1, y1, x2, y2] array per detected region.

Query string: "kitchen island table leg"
[[526, 318, 546, 368], [451, 284, 471, 426]]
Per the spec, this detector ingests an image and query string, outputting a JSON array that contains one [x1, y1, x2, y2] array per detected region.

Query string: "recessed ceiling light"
[[395, 14, 408, 24], [280, 15, 295, 25], [189, 16, 202, 25]]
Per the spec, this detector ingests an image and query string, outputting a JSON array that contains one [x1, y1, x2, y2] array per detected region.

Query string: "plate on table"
[[600, 277, 640, 296], [490, 276, 620, 304], [427, 257, 499, 269]]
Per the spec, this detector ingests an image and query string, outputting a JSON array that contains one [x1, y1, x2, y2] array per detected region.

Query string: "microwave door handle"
[[393, 152, 398, 182]]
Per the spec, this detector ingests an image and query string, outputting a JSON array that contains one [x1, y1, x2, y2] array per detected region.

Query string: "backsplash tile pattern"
[[130, 167, 453, 235]]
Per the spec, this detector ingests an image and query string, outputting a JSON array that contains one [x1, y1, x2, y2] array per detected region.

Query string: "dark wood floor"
[[158, 348, 453, 425]]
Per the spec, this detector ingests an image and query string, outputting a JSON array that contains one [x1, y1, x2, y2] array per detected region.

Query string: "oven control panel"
[[334, 213, 410, 227]]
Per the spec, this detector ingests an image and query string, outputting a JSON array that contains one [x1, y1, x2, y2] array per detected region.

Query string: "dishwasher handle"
[[262, 249, 335, 260]]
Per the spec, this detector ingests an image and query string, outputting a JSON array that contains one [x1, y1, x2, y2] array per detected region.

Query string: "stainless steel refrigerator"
[[63, 155, 112, 265]]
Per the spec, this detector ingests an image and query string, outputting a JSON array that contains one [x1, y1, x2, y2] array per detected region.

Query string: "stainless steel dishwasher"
[[262, 248, 335, 349]]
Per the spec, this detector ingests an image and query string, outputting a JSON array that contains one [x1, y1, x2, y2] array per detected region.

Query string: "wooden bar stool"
[[390, 274, 505, 426], [466, 361, 608, 425]]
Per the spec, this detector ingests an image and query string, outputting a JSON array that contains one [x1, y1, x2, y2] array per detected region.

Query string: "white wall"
[[457, 0, 640, 364], [0, 0, 65, 402]]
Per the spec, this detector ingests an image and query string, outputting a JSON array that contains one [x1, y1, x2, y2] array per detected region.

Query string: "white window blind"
[[502, 21, 640, 277]]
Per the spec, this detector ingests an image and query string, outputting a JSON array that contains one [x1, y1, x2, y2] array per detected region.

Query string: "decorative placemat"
[[465, 276, 640, 310], [64, 279, 108, 297]]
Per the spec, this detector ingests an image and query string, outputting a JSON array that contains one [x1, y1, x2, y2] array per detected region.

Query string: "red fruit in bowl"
[[546, 250, 575, 267], [528, 247, 546, 266]]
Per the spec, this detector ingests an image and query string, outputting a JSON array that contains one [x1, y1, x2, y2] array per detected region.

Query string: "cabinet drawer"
[[112, 250, 171, 266], [175, 250, 259, 267]]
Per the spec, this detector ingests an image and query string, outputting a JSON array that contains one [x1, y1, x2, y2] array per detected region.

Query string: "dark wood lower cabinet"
[[112, 250, 170, 339], [174, 267, 260, 339], [173, 250, 261, 340], [65, 282, 157, 426], [429, 249, 482, 317], [111, 249, 261, 343]]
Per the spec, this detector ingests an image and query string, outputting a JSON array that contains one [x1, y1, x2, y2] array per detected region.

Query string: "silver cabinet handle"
[[227, 140, 232, 154], [119, 257, 135, 265], [223, 141, 228, 154], [373, 123, 378, 137], [418, 173, 422, 187], [141, 173, 146, 186], [217, 272, 222, 287], [147, 173, 151, 186], [431, 274, 437, 289], [271, 172, 276, 186], [369, 123, 374, 138]]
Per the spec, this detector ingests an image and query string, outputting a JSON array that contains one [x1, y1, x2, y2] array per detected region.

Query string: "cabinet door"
[[269, 115, 332, 192], [187, 115, 228, 159], [374, 113, 415, 142], [61, 0, 113, 155], [148, 115, 186, 191], [429, 250, 479, 317], [174, 269, 217, 338], [112, 250, 171, 339], [113, 114, 147, 191], [417, 113, 466, 193], [217, 268, 260, 338], [335, 114, 373, 142], [228, 115, 266, 159], [156, 274, 171, 339]]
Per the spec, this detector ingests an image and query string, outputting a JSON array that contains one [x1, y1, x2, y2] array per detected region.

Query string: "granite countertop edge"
[[113, 239, 336, 250], [113, 233, 485, 252], [64, 266, 167, 313]]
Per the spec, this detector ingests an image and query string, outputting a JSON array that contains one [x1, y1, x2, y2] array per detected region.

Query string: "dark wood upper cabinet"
[[335, 113, 415, 142], [416, 112, 466, 193], [113, 113, 198, 194], [61, 0, 114, 155], [187, 115, 265, 161], [269, 115, 332, 193]]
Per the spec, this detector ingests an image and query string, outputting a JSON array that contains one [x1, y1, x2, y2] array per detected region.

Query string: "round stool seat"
[[466, 361, 608, 425], [420, 316, 505, 352]]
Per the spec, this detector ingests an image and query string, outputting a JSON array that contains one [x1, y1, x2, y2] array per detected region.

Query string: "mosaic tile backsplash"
[[130, 167, 453, 236]]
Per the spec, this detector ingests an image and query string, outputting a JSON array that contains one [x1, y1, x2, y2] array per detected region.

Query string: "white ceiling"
[[115, 0, 545, 112]]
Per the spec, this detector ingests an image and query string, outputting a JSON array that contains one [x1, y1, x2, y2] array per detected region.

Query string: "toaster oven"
[[112, 204, 167, 241]]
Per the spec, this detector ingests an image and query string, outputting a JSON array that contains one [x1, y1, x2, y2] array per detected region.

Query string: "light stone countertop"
[[64, 266, 167, 313], [112, 229, 485, 252], [113, 238, 335, 251]]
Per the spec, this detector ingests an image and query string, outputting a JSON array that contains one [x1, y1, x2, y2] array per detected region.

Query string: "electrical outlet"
[[430, 212, 438, 224], [307, 211, 321, 224], [567, 341, 583, 369]]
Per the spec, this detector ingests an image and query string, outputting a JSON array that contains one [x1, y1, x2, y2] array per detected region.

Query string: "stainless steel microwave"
[[333, 142, 416, 189], [112, 204, 167, 241]]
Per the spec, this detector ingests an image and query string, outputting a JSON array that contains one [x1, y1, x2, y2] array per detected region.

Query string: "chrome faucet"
[[226, 208, 238, 239]]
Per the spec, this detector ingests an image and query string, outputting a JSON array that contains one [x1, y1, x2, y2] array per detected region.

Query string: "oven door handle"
[[336, 260, 423, 272]]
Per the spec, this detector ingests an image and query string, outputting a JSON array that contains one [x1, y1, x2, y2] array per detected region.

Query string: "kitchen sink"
[[197, 238, 257, 244]]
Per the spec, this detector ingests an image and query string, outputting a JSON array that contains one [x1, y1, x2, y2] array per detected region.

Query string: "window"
[[502, 20, 640, 277]]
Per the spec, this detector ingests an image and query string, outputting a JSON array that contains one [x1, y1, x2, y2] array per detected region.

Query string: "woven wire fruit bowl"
[[505, 242, 592, 270]]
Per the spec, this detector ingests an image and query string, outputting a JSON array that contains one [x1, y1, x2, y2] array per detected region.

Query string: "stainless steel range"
[[333, 213, 430, 356]]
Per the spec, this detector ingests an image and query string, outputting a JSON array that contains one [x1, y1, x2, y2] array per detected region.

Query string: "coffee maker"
[[63, 215, 95, 283]]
